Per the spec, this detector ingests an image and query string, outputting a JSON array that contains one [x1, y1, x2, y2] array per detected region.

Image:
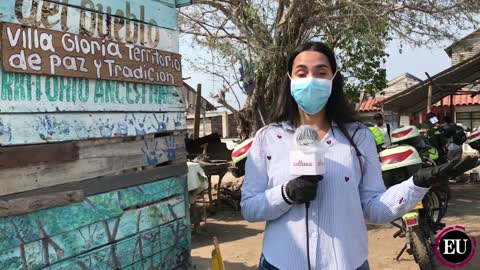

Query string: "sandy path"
[[191, 182, 480, 270]]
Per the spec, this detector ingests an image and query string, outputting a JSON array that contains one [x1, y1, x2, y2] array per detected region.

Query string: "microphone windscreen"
[[294, 125, 320, 146]]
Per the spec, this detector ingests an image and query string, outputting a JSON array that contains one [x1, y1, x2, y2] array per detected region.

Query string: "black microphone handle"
[[303, 175, 323, 183], [305, 202, 312, 270]]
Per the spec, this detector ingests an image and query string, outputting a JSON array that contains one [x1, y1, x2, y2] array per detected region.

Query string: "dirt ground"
[[191, 175, 480, 270]]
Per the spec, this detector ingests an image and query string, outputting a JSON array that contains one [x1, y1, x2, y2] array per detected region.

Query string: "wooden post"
[[427, 83, 433, 113], [222, 111, 229, 138], [450, 94, 455, 121], [441, 95, 445, 118], [193, 84, 202, 139], [202, 110, 207, 137]]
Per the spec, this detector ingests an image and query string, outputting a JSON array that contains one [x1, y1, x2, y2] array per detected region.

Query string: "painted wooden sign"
[[0, 0, 186, 114], [0, 112, 185, 145], [0, 0, 192, 268], [1, 23, 183, 86], [0, 0, 179, 51], [0, 72, 185, 113]]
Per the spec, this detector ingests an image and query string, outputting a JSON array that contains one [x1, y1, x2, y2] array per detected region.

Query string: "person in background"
[[373, 113, 391, 147], [443, 116, 453, 124], [442, 116, 466, 161], [426, 112, 440, 128], [365, 122, 385, 152]]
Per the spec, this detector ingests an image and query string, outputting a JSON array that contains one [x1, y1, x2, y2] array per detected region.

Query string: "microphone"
[[289, 125, 326, 177], [290, 125, 326, 270]]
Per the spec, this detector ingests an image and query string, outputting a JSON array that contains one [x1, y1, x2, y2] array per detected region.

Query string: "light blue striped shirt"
[[241, 122, 429, 270]]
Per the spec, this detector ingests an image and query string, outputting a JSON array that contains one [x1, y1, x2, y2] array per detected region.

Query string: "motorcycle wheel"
[[409, 225, 436, 270], [430, 190, 448, 224], [423, 192, 441, 225]]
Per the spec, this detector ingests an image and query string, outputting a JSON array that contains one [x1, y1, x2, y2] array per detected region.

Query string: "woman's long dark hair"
[[270, 41, 365, 173]]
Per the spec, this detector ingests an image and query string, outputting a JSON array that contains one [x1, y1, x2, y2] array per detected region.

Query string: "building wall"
[[186, 118, 213, 137], [359, 112, 400, 131], [409, 107, 452, 126], [358, 112, 377, 123], [358, 74, 419, 128], [210, 115, 223, 136], [451, 32, 480, 65], [406, 106, 479, 130], [383, 75, 421, 98], [177, 84, 214, 115], [228, 114, 240, 138], [454, 105, 480, 130], [186, 113, 240, 138]]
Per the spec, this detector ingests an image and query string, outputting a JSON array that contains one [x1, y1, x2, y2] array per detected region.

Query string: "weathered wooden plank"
[[0, 72, 184, 113], [45, 219, 189, 270], [0, 160, 187, 202], [0, 196, 185, 270], [0, 142, 79, 169], [176, 0, 193, 8], [117, 175, 187, 210], [0, 132, 186, 169], [0, 134, 184, 196], [119, 238, 190, 270], [0, 177, 185, 253], [47, 0, 178, 29], [1, 0, 179, 42], [0, 0, 185, 113], [0, 190, 84, 217], [0, 111, 186, 145]]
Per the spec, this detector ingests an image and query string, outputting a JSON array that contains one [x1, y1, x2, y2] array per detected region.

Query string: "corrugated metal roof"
[[433, 95, 480, 107], [357, 97, 385, 112], [382, 51, 480, 113]]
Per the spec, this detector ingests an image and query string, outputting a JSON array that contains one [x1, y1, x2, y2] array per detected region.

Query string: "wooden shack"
[[0, 0, 192, 269]]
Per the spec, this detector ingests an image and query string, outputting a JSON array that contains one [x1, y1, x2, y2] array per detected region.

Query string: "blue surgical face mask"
[[289, 72, 337, 115]]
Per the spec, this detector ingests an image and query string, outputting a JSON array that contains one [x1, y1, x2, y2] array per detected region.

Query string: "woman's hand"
[[413, 156, 480, 188], [284, 175, 323, 204]]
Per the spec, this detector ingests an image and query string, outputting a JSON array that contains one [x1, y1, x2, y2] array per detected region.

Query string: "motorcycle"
[[467, 128, 480, 151], [390, 125, 439, 165], [228, 138, 254, 178], [381, 125, 453, 270], [424, 120, 467, 163]]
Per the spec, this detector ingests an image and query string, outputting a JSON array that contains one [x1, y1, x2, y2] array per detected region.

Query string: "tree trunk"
[[235, 51, 288, 139]]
